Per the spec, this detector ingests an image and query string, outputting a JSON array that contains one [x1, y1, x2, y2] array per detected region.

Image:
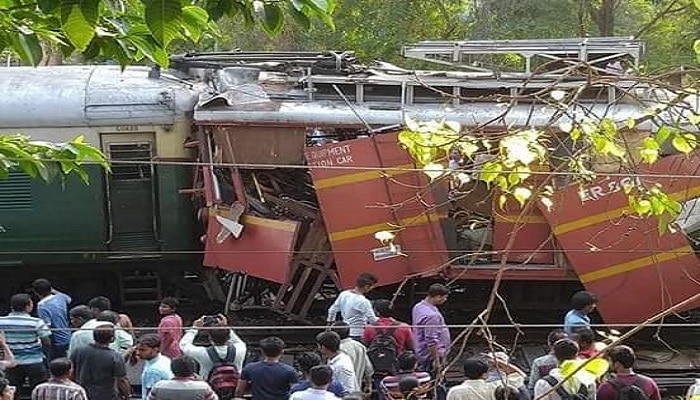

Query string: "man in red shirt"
[[597, 345, 660, 400], [157, 298, 182, 359], [362, 299, 414, 353]]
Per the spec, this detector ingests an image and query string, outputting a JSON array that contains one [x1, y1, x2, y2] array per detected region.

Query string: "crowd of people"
[[0, 274, 667, 400]]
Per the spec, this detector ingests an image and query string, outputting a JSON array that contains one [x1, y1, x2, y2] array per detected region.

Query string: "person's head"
[[547, 329, 568, 349], [297, 352, 323, 376], [69, 305, 93, 328], [397, 351, 419, 372], [572, 327, 595, 348], [356, 273, 378, 293], [309, 365, 333, 389], [553, 338, 579, 363], [96, 310, 119, 324], [316, 331, 341, 356], [260, 336, 285, 359], [10, 293, 32, 313], [209, 327, 231, 346], [427, 284, 450, 305], [31, 279, 52, 297], [0, 378, 14, 400], [87, 296, 111, 314], [570, 291, 597, 314], [494, 385, 520, 400], [49, 358, 72, 379], [93, 324, 116, 345], [608, 345, 636, 372], [462, 358, 489, 380], [373, 299, 393, 318], [398, 376, 420, 399], [331, 321, 350, 340], [159, 297, 179, 316], [171, 355, 199, 378], [136, 334, 161, 360]]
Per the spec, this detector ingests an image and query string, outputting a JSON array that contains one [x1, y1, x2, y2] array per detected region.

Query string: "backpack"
[[368, 321, 400, 374], [609, 377, 650, 400], [542, 375, 591, 400], [206, 344, 239, 400]]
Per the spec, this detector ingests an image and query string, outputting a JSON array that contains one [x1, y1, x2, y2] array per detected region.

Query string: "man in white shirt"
[[290, 365, 337, 400], [68, 316, 133, 356], [447, 356, 525, 400], [316, 331, 357, 395], [178, 314, 247, 380], [331, 322, 373, 392], [534, 338, 595, 400], [327, 273, 379, 340]]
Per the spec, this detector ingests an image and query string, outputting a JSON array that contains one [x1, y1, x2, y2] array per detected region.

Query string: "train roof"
[[0, 65, 199, 129]]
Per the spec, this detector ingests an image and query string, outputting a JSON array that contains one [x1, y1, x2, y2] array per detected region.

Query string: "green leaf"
[[655, 126, 671, 145], [144, 0, 183, 47], [126, 35, 169, 67], [261, 3, 284, 35], [60, 0, 100, 52], [498, 194, 507, 210], [38, 0, 60, 13], [695, 0, 700, 11], [181, 6, 208, 42], [513, 187, 532, 206], [625, 118, 636, 129], [480, 161, 502, 184], [570, 127, 581, 141], [10, 32, 43, 66], [287, 2, 311, 30], [672, 133, 693, 154], [695, 39, 700, 63]]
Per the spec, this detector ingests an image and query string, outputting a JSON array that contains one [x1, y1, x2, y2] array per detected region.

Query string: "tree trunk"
[[597, 0, 616, 36]]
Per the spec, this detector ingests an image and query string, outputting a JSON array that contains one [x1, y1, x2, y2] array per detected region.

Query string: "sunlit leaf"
[[144, 0, 183, 47], [672, 133, 693, 154], [181, 6, 208, 42], [422, 163, 444, 181], [513, 187, 532, 206], [540, 196, 553, 212], [60, 0, 100, 51], [550, 90, 566, 101]]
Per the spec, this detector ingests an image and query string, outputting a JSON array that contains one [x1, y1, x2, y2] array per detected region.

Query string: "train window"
[[0, 171, 32, 211], [108, 143, 153, 180]]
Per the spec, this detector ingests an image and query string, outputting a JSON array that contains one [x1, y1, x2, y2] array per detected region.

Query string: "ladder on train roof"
[[401, 36, 644, 75]]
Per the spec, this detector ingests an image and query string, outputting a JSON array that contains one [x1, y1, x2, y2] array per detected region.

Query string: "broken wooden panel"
[[211, 125, 306, 166], [203, 208, 301, 283]]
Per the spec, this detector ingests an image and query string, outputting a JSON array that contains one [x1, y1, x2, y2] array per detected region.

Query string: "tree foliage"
[[0, 135, 109, 183], [0, 0, 336, 68]]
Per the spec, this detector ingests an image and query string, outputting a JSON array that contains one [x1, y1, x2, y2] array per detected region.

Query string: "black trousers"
[[5, 362, 49, 400]]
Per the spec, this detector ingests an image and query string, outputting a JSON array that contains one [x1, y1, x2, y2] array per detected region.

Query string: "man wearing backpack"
[[534, 339, 594, 400], [179, 315, 247, 400], [597, 346, 660, 400], [363, 300, 414, 398]]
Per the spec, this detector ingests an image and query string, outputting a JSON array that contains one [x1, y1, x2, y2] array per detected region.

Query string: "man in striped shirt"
[[31, 358, 87, 400], [0, 293, 51, 397], [147, 355, 218, 400], [380, 352, 431, 400]]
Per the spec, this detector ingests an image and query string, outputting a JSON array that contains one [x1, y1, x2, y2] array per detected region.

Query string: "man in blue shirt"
[[32, 279, 72, 359], [564, 291, 597, 334]]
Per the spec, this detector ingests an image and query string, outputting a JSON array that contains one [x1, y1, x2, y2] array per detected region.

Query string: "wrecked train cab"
[[188, 43, 700, 325]]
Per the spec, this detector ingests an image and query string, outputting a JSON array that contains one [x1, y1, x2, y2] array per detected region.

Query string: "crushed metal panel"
[[211, 126, 306, 166], [307, 132, 448, 288], [538, 151, 700, 324], [203, 210, 300, 284]]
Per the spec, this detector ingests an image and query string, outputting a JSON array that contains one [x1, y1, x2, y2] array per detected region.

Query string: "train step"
[[119, 271, 162, 307]]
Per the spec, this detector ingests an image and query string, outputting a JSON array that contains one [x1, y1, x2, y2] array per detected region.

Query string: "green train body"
[[0, 66, 203, 307]]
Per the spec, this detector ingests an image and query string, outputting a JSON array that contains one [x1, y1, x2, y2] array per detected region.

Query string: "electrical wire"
[[0, 248, 696, 255], [2, 323, 700, 332], [5, 156, 700, 180]]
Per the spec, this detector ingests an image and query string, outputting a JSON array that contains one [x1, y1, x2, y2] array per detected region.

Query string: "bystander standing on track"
[[136, 334, 173, 400], [327, 273, 379, 341], [0, 293, 51, 399], [563, 292, 597, 335], [31, 358, 87, 400], [597, 345, 660, 400], [411, 283, 450, 394], [32, 279, 72, 360], [157, 297, 183, 359]]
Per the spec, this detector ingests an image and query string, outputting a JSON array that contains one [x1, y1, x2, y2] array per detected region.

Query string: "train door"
[[101, 133, 160, 253]]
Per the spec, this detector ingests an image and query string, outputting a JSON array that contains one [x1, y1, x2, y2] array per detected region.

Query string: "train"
[[1, 36, 700, 334]]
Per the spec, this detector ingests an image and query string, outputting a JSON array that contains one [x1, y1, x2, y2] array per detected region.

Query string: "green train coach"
[[0, 66, 203, 308]]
